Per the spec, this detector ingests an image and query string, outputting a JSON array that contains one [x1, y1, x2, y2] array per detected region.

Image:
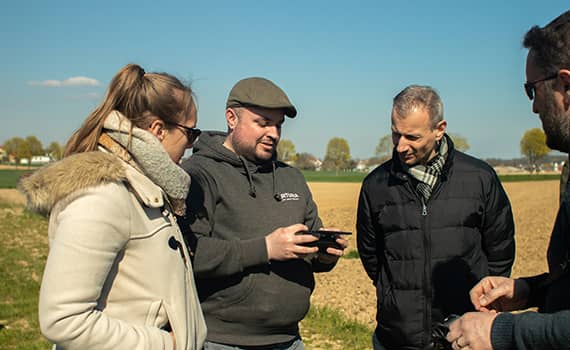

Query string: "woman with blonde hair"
[[19, 63, 206, 349]]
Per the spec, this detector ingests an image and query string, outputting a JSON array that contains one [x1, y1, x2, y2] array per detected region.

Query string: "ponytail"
[[63, 64, 192, 157]]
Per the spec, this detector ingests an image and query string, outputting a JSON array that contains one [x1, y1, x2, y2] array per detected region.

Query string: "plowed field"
[[308, 180, 560, 328]]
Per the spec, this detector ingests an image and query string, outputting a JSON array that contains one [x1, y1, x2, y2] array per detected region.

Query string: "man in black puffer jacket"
[[357, 85, 515, 350]]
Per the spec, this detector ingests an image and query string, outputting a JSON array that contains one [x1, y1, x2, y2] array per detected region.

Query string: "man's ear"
[[147, 118, 166, 141], [434, 120, 447, 141], [225, 108, 239, 130], [559, 69, 570, 109], [560, 69, 570, 91]]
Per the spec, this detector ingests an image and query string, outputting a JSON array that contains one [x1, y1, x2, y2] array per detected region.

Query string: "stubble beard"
[[231, 135, 275, 164], [542, 84, 570, 153]]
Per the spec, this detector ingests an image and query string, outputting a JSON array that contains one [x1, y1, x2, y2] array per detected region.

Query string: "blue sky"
[[1, 1, 568, 160]]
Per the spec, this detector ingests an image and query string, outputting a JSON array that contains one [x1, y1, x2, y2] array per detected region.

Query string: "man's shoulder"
[[274, 161, 306, 180], [181, 154, 220, 175], [364, 159, 393, 182], [451, 151, 497, 178]]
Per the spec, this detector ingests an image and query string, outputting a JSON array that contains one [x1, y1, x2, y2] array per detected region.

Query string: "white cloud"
[[28, 76, 100, 88], [62, 76, 100, 87]]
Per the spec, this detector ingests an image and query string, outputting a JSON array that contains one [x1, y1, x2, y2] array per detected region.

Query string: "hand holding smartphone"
[[296, 230, 351, 252]]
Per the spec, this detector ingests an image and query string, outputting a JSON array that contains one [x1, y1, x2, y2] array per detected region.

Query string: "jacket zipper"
[[420, 196, 431, 346], [402, 180, 432, 346]]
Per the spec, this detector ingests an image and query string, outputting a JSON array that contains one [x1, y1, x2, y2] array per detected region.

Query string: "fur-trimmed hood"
[[18, 152, 127, 216]]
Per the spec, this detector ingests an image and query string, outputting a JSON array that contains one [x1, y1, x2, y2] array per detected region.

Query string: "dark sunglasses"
[[524, 73, 558, 100], [169, 122, 201, 144]]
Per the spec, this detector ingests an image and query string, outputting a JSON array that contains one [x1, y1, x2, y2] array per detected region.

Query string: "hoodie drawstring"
[[272, 162, 281, 202], [238, 156, 281, 202], [239, 156, 257, 198]]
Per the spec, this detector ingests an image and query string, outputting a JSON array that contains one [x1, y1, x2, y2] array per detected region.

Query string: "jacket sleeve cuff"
[[520, 273, 549, 308], [491, 312, 515, 350], [240, 237, 269, 267]]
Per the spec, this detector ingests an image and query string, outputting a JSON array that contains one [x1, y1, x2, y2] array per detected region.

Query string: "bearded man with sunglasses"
[[446, 10, 570, 350], [179, 77, 347, 350]]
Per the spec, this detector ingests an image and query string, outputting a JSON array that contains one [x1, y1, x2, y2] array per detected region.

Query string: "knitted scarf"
[[404, 136, 448, 202], [99, 111, 190, 215]]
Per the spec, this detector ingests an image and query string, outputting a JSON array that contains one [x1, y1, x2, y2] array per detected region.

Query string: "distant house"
[[31, 155, 52, 165], [313, 158, 322, 171], [354, 159, 382, 173], [0, 147, 6, 162], [355, 160, 368, 172]]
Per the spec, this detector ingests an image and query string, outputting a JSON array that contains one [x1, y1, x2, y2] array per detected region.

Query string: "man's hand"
[[265, 224, 319, 261], [470, 276, 530, 312], [318, 227, 349, 264], [446, 312, 497, 350]]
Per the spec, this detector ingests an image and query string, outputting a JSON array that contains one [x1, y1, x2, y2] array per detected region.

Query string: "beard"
[[230, 132, 276, 164], [541, 84, 570, 153]]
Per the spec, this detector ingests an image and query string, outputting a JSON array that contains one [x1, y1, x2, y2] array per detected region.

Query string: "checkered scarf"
[[404, 136, 448, 202]]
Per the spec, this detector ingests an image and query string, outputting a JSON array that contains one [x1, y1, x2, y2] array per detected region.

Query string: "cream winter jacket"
[[19, 151, 207, 350]]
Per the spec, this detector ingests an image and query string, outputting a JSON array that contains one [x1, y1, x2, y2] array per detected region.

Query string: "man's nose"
[[266, 125, 280, 139], [395, 139, 408, 153]]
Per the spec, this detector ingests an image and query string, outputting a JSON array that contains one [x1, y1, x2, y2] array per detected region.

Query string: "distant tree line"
[[2, 129, 559, 173], [276, 132, 472, 172], [1, 136, 63, 164]]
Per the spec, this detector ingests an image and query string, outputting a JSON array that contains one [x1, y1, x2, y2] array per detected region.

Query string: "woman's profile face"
[[161, 101, 198, 164]]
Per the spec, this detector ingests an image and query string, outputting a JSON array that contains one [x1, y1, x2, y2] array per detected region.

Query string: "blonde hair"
[[63, 63, 193, 157]]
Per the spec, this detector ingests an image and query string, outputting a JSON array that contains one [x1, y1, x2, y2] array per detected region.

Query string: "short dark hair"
[[523, 10, 570, 72]]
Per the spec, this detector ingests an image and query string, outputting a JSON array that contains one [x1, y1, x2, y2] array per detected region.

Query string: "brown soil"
[[308, 180, 559, 327], [1, 180, 560, 335]]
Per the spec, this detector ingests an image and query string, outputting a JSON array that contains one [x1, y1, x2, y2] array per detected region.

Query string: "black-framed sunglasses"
[[524, 73, 558, 100], [168, 122, 201, 144]]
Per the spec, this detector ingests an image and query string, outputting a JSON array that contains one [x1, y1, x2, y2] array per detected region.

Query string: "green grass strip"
[[0, 203, 51, 349], [0, 169, 563, 189], [301, 170, 561, 183], [343, 249, 360, 259], [0, 170, 35, 189], [300, 304, 373, 350]]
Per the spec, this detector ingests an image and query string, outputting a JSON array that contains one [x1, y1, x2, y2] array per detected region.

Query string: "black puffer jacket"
[[357, 140, 515, 350]]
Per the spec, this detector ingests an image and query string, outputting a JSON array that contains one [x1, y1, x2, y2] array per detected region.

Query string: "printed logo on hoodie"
[[278, 192, 300, 201]]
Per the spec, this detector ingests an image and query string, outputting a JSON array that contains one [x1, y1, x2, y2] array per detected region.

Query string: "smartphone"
[[296, 230, 351, 252], [302, 230, 352, 236]]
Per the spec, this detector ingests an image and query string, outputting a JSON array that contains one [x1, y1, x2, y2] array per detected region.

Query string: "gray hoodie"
[[180, 131, 333, 346]]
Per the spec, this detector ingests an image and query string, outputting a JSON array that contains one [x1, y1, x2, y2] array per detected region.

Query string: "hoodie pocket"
[[214, 273, 256, 309]]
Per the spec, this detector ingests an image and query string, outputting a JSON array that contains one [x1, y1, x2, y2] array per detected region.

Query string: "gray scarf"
[[404, 136, 448, 202], [99, 111, 190, 215]]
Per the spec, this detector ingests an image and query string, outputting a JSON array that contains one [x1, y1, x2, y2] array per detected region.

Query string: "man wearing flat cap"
[[180, 77, 347, 349]]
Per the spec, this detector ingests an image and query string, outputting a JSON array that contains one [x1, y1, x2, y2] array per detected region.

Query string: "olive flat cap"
[[226, 77, 297, 118]]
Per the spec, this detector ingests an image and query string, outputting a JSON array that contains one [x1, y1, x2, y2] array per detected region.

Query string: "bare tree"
[[323, 137, 351, 173], [277, 139, 297, 162], [375, 134, 392, 160], [448, 133, 470, 152]]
